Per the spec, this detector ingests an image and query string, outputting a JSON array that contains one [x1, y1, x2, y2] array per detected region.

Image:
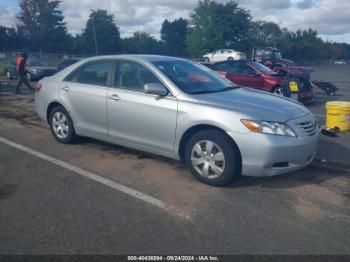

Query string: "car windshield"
[[28, 59, 47, 66], [251, 62, 273, 74], [152, 60, 238, 94], [272, 51, 282, 59]]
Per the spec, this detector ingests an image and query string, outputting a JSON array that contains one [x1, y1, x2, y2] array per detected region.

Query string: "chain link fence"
[[0, 52, 85, 76]]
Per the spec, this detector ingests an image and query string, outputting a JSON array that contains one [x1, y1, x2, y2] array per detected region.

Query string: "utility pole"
[[92, 17, 99, 56]]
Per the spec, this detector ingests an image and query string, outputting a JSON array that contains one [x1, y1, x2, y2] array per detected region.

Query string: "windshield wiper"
[[189, 90, 219, 94], [189, 86, 239, 94], [217, 86, 240, 92]]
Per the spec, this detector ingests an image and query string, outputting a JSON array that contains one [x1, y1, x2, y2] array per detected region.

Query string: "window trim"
[[63, 59, 116, 87], [112, 58, 173, 97]]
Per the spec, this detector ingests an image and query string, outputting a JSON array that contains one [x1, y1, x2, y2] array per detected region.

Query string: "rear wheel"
[[204, 57, 210, 63], [227, 57, 234, 61], [49, 106, 76, 144], [185, 130, 241, 187]]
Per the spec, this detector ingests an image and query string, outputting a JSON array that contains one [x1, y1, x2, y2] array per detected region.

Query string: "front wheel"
[[204, 57, 210, 63], [6, 71, 12, 80], [272, 86, 284, 96], [26, 73, 31, 81], [227, 57, 234, 61], [185, 130, 241, 187], [49, 106, 77, 144]]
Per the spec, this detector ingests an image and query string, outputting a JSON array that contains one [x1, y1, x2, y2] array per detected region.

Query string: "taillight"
[[35, 83, 42, 92]]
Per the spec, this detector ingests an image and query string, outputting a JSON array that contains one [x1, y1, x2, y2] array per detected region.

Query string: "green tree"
[[83, 9, 121, 55], [252, 21, 283, 47], [278, 29, 329, 62], [187, 0, 252, 58], [160, 18, 188, 57], [0, 26, 19, 51], [122, 32, 162, 54], [16, 0, 69, 52]]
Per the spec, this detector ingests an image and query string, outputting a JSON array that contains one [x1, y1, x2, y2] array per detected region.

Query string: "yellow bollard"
[[326, 101, 350, 131]]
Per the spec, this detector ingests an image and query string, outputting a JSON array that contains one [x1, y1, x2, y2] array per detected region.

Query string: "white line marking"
[[314, 114, 326, 117], [0, 136, 190, 220]]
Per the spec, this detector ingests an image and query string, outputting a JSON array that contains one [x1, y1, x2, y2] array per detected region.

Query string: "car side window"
[[229, 63, 241, 74], [215, 63, 229, 71], [115, 60, 162, 92], [240, 65, 256, 75], [65, 60, 113, 86], [230, 64, 255, 75]]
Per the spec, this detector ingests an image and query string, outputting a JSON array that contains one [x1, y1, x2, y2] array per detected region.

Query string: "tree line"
[[0, 0, 349, 62]]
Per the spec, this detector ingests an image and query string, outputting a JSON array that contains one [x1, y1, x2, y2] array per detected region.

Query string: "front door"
[[107, 60, 178, 153], [228, 63, 264, 89]]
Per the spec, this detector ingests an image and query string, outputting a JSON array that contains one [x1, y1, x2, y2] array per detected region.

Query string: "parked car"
[[205, 60, 314, 104], [35, 55, 319, 186], [57, 58, 82, 72], [5, 57, 57, 81], [203, 49, 246, 63], [252, 47, 336, 97], [334, 60, 346, 65]]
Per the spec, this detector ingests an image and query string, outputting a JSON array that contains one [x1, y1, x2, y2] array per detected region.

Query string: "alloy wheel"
[[273, 87, 284, 96], [52, 112, 69, 139], [191, 140, 225, 179]]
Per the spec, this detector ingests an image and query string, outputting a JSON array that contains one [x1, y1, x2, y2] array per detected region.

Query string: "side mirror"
[[144, 83, 168, 96], [254, 71, 262, 77]]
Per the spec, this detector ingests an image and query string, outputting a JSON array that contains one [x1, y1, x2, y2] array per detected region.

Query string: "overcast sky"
[[0, 0, 349, 43]]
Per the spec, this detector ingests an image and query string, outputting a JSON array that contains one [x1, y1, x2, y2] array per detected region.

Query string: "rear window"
[[65, 60, 113, 87]]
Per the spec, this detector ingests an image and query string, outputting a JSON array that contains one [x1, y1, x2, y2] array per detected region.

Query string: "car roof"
[[213, 59, 249, 65], [82, 54, 188, 63]]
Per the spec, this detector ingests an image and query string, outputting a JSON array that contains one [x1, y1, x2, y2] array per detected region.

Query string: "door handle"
[[61, 86, 71, 92], [108, 94, 121, 101]]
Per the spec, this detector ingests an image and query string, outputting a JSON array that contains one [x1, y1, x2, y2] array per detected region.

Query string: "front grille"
[[297, 120, 317, 136]]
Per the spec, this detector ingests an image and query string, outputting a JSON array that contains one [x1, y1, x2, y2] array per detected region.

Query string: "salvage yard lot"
[[0, 64, 349, 254]]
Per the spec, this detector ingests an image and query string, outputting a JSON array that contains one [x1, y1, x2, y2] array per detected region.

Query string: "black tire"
[[49, 106, 77, 144], [272, 86, 284, 96], [204, 57, 210, 63], [6, 70, 12, 80], [185, 129, 241, 187], [327, 90, 335, 96], [227, 57, 234, 61]]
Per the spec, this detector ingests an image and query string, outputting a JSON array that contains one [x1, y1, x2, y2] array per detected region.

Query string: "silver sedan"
[[35, 55, 319, 186]]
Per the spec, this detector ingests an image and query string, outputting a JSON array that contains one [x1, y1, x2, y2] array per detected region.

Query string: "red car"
[[206, 60, 314, 104]]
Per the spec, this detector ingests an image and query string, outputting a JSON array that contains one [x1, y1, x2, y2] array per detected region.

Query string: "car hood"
[[191, 88, 310, 122], [29, 65, 57, 71]]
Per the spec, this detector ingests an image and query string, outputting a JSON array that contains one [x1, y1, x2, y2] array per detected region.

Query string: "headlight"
[[30, 69, 38, 73], [241, 119, 297, 137]]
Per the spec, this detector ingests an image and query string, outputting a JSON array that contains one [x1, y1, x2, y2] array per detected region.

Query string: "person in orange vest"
[[15, 52, 34, 94]]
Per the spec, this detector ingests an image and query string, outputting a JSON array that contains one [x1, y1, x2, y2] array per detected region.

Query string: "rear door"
[[60, 60, 114, 137], [107, 59, 178, 153]]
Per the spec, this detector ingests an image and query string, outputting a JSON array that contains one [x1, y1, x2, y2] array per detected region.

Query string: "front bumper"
[[228, 114, 319, 177]]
